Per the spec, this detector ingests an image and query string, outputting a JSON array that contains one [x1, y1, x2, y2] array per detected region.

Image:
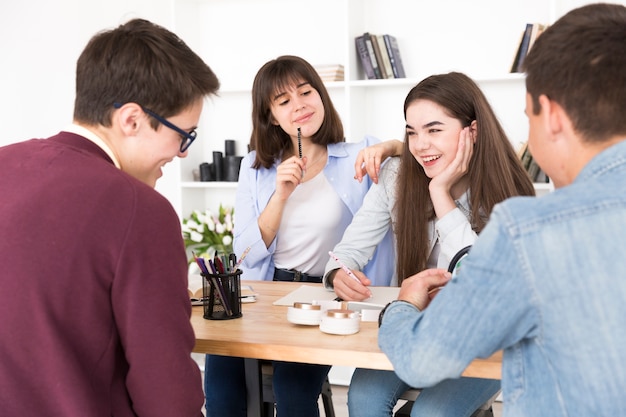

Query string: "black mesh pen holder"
[[201, 270, 243, 320]]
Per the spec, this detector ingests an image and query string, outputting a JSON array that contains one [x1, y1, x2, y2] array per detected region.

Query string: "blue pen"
[[207, 258, 218, 275]]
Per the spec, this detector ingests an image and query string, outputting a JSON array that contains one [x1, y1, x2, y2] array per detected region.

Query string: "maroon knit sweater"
[[0, 132, 203, 416]]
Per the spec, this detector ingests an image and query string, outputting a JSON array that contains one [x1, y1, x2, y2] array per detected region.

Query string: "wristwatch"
[[378, 300, 414, 328]]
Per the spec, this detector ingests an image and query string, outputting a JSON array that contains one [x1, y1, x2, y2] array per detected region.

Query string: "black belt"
[[273, 268, 322, 283]]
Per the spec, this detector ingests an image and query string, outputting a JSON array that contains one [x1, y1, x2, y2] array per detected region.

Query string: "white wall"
[[0, 0, 181, 198], [0, 1, 181, 146], [3, 0, 617, 147], [1, 0, 623, 206]]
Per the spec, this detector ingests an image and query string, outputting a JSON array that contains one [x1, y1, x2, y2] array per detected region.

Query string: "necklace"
[[302, 149, 328, 180], [307, 150, 327, 168]]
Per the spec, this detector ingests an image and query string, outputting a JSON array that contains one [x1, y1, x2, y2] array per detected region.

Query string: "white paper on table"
[[273, 284, 399, 309]]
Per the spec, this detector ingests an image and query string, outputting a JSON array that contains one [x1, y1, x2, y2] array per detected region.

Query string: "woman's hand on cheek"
[[428, 127, 474, 219], [429, 127, 473, 194]]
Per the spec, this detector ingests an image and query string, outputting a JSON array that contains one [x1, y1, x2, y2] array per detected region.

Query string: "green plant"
[[182, 205, 234, 261]]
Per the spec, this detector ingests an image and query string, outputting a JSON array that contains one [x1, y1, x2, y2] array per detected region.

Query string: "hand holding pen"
[[328, 251, 372, 301]]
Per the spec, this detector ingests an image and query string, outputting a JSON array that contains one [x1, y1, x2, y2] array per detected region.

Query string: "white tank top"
[[273, 172, 351, 276]]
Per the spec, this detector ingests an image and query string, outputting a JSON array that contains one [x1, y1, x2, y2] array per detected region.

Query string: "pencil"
[[328, 251, 361, 284], [233, 246, 251, 271], [297, 127, 302, 159]]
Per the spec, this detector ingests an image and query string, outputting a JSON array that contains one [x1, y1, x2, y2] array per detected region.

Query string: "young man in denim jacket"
[[379, 3, 626, 416]]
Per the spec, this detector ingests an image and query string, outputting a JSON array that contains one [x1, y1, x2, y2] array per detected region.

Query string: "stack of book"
[[314, 64, 345, 82], [355, 32, 406, 80], [510, 23, 548, 73], [518, 142, 549, 183]]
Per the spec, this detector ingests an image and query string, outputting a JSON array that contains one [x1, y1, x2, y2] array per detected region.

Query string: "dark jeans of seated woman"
[[204, 270, 331, 417]]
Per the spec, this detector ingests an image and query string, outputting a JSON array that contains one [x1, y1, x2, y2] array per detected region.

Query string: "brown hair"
[[395, 72, 535, 281], [249, 55, 344, 169], [524, 3, 626, 143], [73, 18, 219, 129]]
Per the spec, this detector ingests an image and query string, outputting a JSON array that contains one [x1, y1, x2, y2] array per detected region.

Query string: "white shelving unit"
[[168, 0, 565, 217]]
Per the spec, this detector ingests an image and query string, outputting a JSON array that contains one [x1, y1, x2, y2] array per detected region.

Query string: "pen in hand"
[[328, 251, 362, 285], [297, 127, 302, 159], [297, 127, 304, 179]]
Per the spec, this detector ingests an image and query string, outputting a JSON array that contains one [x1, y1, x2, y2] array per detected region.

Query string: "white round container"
[[287, 302, 323, 325], [319, 309, 360, 335]]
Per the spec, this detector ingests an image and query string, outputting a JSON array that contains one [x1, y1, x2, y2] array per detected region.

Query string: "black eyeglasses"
[[113, 102, 197, 152]]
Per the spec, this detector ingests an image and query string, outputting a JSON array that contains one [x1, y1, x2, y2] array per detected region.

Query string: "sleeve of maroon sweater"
[[111, 185, 204, 417]]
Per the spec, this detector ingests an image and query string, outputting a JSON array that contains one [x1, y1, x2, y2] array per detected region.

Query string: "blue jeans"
[[204, 354, 331, 417], [348, 368, 500, 417]]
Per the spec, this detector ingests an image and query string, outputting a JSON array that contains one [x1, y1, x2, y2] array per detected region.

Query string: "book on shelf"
[[314, 64, 344, 82], [533, 168, 549, 184], [363, 32, 383, 78], [369, 33, 390, 78], [510, 23, 547, 73], [355, 32, 406, 80], [375, 34, 394, 79], [518, 142, 550, 183], [528, 23, 546, 51], [383, 34, 406, 78], [355, 34, 377, 80]]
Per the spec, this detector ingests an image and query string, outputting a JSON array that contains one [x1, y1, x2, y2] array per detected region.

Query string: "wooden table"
[[191, 280, 502, 416]]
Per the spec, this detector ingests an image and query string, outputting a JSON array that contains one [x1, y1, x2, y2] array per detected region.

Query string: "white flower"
[[224, 213, 233, 232], [190, 230, 204, 243], [182, 205, 234, 262]]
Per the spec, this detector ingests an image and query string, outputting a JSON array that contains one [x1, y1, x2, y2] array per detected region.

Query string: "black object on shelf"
[[213, 151, 224, 181], [224, 139, 236, 157], [199, 162, 213, 181], [224, 156, 243, 182]]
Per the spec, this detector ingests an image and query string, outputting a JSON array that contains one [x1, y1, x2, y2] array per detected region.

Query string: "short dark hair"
[[73, 18, 219, 128], [249, 55, 344, 169], [524, 3, 626, 143]]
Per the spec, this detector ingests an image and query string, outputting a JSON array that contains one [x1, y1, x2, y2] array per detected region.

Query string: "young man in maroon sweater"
[[0, 19, 219, 416]]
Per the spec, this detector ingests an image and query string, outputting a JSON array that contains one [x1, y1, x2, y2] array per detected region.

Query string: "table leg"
[[244, 358, 264, 417]]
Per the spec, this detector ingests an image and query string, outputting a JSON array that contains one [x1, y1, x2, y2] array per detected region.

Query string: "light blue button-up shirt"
[[234, 136, 394, 282], [380, 139, 626, 416]]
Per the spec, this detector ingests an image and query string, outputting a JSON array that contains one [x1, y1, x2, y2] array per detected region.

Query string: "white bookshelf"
[[168, 0, 580, 217]]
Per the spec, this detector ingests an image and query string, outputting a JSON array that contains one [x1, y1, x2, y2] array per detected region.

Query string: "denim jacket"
[[379, 139, 626, 416], [234, 136, 394, 281]]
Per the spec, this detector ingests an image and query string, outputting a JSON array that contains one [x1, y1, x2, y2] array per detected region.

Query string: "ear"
[[538, 95, 565, 141], [113, 103, 144, 136], [469, 120, 477, 144]]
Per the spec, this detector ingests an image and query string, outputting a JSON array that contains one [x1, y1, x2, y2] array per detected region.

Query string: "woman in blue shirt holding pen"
[[204, 55, 398, 417], [324, 72, 535, 417]]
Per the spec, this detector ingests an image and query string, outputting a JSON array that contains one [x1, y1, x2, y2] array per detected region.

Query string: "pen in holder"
[[201, 270, 243, 320]]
